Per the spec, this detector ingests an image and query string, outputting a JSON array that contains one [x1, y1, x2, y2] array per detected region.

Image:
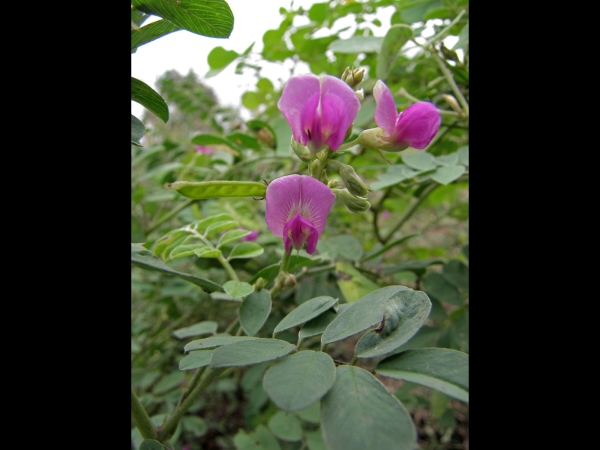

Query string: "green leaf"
[[334, 262, 380, 303], [354, 289, 432, 358], [328, 36, 383, 53], [181, 415, 208, 437], [376, 24, 413, 80], [457, 145, 469, 166], [131, 243, 222, 293], [370, 164, 419, 191], [240, 290, 272, 336], [453, 22, 469, 50], [320, 235, 363, 261], [218, 229, 252, 248], [131, 18, 181, 51], [321, 286, 410, 344], [402, 151, 437, 171], [434, 153, 459, 166], [179, 349, 214, 370], [361, 233, 419, 262], [308, 2, 328, 22], [207, 46, 239, 69], [194, 247, 222, 258], [184, 336, 259, 352], [228, 242, 264, 260], [210, 338, 296, 368], [268, 410, 303, 441], [227, 132, 261, 151], [205, 220, 239, 235], [376, 348, 469, 402], [263, 350, 336, 412], [191, 213, 235, 232], [131, 114, 145, 145], [140, 440, 166, 450], [223, 280, 254, 299], [191, 133, 241, 151], [131, 0, 233, 38], [422, 272, 463, 305], [153, 371, 185, 394], [298, 304, 350, 340], [381, 258, 444, 276], [131, 77, 169, 123], [242, 91, 263, 109], [305, 430, 326, 450], [273, 296, 338, 336], [169, 244, 209, 260], [295, 401, 320, 423], [246, 119, 277, 149], [172, 321, 217, 339], [233, 425, 282, 450], [166, 181, 267, 199], [320, 366, 416, 450], [430, 165, 465, 185], [442, 259, 469, 290]]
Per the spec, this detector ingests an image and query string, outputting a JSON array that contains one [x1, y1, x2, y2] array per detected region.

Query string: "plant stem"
[[382, 182, 439, 244], [430, 49, 469, 118], [269, 250, 292, 297], [146, 198, 195, 235], [337, 138, 361, 152], [158, 367, 226, 441], [131, 387, 158, 440]]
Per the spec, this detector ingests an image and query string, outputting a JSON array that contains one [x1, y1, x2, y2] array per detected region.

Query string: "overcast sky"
[[131, 0, 395, 120]]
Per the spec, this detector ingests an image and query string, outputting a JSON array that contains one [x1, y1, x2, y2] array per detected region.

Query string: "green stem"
[[269, 250, 292, 297], [158, 367, 226, 441], [429, 9, 467, 43], [146, 198, 195, 235], [431, 51, 469, 118], [382, 182, 440, 244], [337, 138, 361, 152], [131, 387, 158, 440]]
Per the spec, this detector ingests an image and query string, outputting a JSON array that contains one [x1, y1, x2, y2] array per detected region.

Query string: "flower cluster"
[[266, 69, 441, 256]]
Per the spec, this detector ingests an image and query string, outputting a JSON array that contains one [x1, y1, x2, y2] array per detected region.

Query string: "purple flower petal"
[[196, 145, 214, 155], [283, 212, 319, 254], [373, 80, 398, 136], [265, 174, 335, 254], [297, 175, 335, 234], [320, 76, 361, 150], [265, 175, 302, 238], [278, 74, 360, 152], [278, 74, 321, 146], [393, 102, 441, 149], [242, 230, 259, 241]]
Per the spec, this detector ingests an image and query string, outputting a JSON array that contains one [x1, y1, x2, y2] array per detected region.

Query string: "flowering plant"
[[132, 2, 469, 449]]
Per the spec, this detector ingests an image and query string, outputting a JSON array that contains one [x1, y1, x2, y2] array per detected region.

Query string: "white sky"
[[131, 0, 395, 120]]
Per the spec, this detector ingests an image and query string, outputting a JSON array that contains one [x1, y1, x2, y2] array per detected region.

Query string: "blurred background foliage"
[[132, 0, 468, 448]]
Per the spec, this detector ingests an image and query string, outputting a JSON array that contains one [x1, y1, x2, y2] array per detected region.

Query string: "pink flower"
[[195, 145, 214, 155], [381, 210, 391, 220], [265, 175, 335, 254], [278, 73, 361, 153], [242, 230, 259, 241], [372, 80, 441, 151]]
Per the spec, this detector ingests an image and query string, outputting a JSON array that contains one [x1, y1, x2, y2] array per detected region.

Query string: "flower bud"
[[282, 273, 297, 290], [355, 88, 364, 101], [328, 178, 343, 189], [442, 94, 463, 116], [356, 128, 410, 152], [290, 137, 313, 162], [336, 188, 371, 213], [341, 67, 365, 90], [253, 277, 268, 291], [338, 164, 370, 197]]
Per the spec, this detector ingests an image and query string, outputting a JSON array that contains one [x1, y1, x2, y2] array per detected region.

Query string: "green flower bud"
[[253, 277, 268, 291], [341, 67, 365, 90], [328, 178, 343, 189], [338, 164, 370, 197], [290, 137, 312, 162], [356, 128, 410, 152], [336, 188, 371, 213]]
